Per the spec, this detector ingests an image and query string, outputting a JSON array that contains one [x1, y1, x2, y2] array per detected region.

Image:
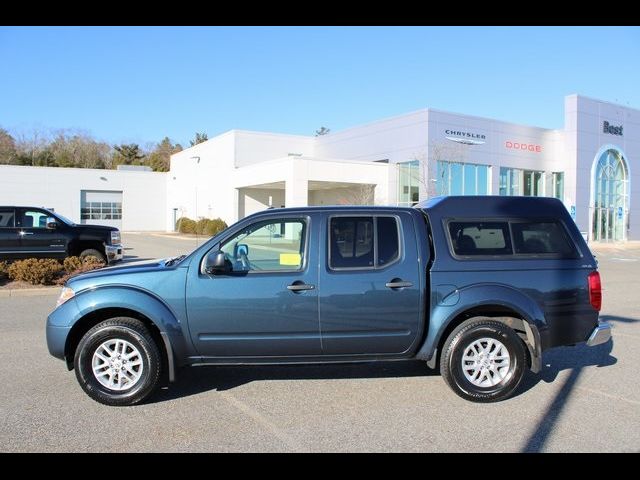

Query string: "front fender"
[[417, 283, 546, 369], [54, 285, 192, 368]]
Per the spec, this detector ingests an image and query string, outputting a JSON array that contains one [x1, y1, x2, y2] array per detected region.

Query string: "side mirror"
[[204, 251, 229, 275], [45, 217, 58, 229]]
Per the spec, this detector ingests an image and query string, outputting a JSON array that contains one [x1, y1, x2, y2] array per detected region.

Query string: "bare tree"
[[337, 183, 375, 205], [48, 128, 111, 169], [0, 128, 17, 164], [14, 127, 52, 166], [408, 140, 470, 201]]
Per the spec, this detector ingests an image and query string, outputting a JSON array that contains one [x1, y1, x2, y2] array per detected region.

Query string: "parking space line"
[[219, 391, 309, 452], [610, 331, 640, 340], [576, 386, 640, 406]]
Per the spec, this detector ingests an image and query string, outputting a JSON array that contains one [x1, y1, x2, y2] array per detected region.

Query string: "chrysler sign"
[[445, 130, 486, 145]]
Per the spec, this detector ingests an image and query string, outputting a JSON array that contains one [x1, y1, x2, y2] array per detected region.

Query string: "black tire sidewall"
[[79, 249, 106, 263], [444, 322, 526, 402], [75, 322, 159, 406]]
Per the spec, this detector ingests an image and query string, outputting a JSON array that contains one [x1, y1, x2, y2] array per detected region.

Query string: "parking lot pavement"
[[0, 242, 639, 452], [120, 232, 201, 263]]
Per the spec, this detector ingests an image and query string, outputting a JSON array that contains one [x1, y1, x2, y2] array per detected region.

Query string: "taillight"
[[588, 271, 602, 311]]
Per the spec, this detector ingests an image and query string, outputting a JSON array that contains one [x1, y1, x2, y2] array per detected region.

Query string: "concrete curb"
[[149, 233, 204, 241], [0, 287, 61, 298]]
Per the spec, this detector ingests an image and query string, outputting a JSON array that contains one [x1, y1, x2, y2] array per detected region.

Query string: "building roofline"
[[235, 155, 391, 169], [426, 107, 553, 132], [0, 164, 165, 175], [320, 108, 429, 137], [229, 129, 314, 140], [566, 93, 640, 113]]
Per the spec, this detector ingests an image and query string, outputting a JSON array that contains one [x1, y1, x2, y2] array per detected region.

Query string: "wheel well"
[[436, 306, 533, 369], [64, 307, 169, 383], [68, 240, 104, 257]]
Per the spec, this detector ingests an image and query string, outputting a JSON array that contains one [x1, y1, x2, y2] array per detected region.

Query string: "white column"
[[285, 159, 309, 208], [285, 178, 308, 208]]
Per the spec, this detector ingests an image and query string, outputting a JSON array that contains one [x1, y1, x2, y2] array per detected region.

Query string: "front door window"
[[220, 219, 306, 272]]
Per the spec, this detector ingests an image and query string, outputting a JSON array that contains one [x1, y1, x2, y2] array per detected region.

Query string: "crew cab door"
[[186, 214, 321, 358], [319, 212, 422, 355], [0, 208, 21, 260], [16, 208, 66, 259]]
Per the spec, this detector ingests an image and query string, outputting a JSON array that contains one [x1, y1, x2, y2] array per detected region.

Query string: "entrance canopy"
[[232, 156, 389, 220]]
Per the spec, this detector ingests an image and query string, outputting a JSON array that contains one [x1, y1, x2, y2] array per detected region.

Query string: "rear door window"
[[0, 209, 15, 228], [330, 217, 375, 269], [329, 216, 401, 269], [377, 216, 400, 267], [448, 221, 512, 256]]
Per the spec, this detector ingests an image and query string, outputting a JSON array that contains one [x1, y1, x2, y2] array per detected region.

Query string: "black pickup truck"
[[0, 206, 123, 264]]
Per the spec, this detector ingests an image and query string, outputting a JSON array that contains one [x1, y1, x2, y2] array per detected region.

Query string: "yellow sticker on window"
[[279, 253, 301, 266]]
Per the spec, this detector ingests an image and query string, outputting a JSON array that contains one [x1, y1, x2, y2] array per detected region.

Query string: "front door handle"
[[385, 280, 413, 289], [19, 231, 34, 236], [287, 282, 315, 292]]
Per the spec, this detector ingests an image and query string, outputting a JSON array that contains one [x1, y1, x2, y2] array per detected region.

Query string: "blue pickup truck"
[[46, 196, 610, 406]]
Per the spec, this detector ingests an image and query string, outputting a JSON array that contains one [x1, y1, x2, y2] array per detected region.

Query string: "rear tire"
[[74, 317, 161, 406], [440, 318, 526, 403], [79, 248, 106, 263]]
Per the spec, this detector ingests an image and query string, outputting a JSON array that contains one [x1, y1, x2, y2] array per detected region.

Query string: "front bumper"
[[105, 243, 124, 263], [586, 321, 612, 347]]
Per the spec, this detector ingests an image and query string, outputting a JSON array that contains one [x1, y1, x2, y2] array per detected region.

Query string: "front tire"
[[79, 248, 107, 264], [74, 317, 161, 406], [440, 318, 526, 403]]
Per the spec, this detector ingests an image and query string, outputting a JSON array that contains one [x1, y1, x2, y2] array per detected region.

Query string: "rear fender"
[[417, 284, 546, 372]]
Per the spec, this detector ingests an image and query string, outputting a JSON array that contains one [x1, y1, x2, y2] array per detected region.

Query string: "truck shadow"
[[151, 360, 437, 403], [152, 316, 629, 405], [516, 338, 616, 396]]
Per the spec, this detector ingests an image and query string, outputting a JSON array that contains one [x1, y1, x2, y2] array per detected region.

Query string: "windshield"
[[50, 211, 75, 226]]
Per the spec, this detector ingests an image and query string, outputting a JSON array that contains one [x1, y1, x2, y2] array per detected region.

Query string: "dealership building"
[[1, 94, 638, 241]]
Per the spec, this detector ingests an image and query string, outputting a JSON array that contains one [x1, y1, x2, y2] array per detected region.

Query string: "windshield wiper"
[[165, 254, 187, 266]]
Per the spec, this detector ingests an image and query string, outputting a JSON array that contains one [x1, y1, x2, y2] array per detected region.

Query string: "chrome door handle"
[[19, 231, 34, 236], [287, 283, 315, 292], [385, 280, 413, 289]]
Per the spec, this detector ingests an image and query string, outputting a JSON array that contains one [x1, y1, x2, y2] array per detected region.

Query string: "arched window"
[[592, 148, 629, 241]]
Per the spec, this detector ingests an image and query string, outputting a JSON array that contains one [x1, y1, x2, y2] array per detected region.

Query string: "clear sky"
[[1, 26, 639, 148]]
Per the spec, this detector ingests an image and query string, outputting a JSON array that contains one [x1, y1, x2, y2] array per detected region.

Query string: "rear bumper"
[[586, 321, 612, 347], [105, 244, 123, 263]]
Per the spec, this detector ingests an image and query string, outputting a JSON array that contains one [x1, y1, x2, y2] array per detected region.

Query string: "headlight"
[[56, 286, 75, 308], [110, 230, 121, 245]]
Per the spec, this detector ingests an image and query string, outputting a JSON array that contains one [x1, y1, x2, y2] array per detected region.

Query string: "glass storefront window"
[[552, 172, 564, 200], [397, 160, 419, 206], [499, 168, 543, 196], [437, 161, 490, 196], [476, 165, 488, 195], [450, 163, 463, 195], [523, 170, 543, 196]]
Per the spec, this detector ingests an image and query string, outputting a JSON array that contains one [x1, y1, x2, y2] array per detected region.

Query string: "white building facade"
[[1, 94, 638, 241]]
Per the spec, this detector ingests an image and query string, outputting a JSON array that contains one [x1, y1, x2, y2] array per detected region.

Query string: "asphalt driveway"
[[0, 235, 638, 452]]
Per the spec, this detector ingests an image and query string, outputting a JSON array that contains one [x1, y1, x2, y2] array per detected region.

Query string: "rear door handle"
[[287, 282, 315, 292], [385, 280, 413, 289], [19, 231, 34, 236]]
